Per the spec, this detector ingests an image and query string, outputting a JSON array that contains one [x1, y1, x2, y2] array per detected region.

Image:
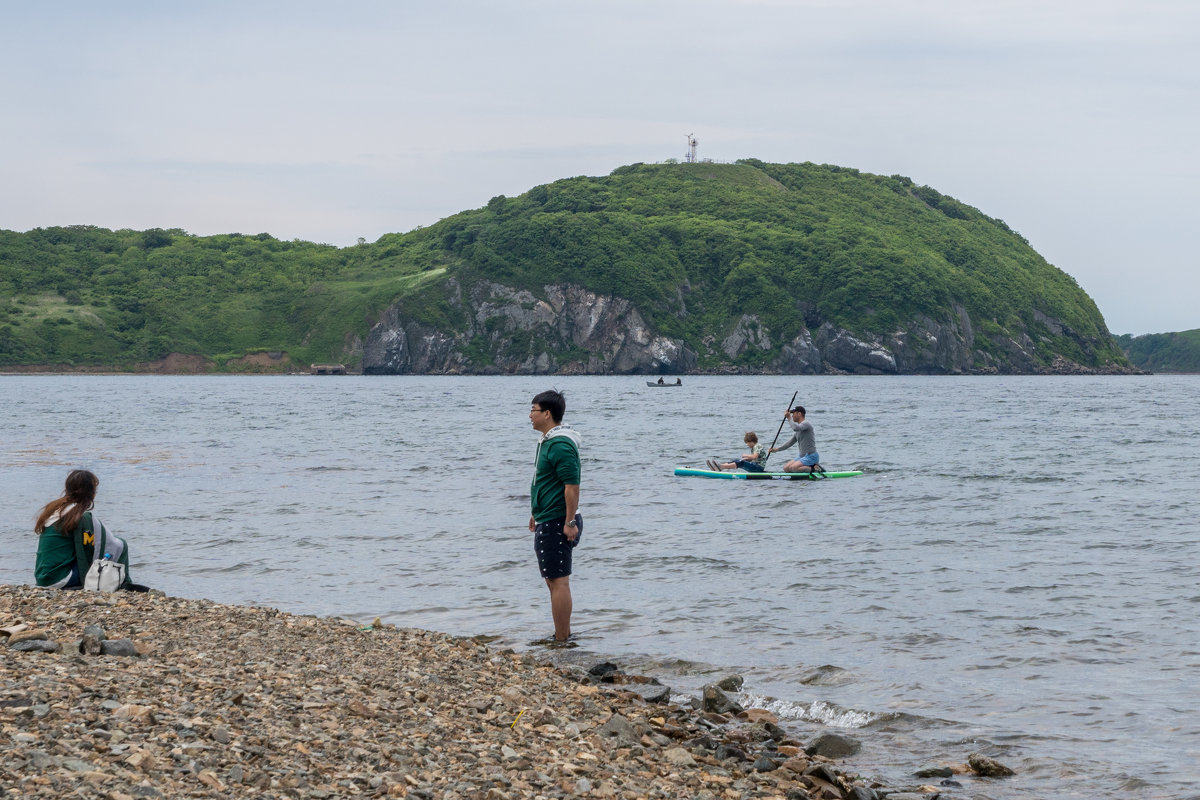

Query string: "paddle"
[[762, 390, 798, 467]]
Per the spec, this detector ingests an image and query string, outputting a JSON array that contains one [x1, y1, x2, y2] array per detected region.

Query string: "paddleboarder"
[[528, 389, 583, 644], [769, 406, 824, 474]]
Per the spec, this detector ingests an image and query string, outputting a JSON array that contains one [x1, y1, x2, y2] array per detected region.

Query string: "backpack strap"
[[69, 511, 101, 579]]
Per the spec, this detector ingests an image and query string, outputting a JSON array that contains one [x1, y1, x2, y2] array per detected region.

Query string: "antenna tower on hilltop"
[[685, 133, 698, 163]]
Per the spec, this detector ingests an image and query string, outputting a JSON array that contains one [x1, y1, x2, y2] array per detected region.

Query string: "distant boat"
[[646, 379, 683, 387]]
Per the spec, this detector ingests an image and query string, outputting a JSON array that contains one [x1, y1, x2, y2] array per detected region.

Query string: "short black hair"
[[790, 405, 806, 416], [532, 389, 566, 423]]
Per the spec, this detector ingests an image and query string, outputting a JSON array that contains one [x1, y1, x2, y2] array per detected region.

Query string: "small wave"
[[738, 694, 885, 729]]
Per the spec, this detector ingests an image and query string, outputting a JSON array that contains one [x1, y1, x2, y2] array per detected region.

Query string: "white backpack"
[[82, 518, 127, 592]]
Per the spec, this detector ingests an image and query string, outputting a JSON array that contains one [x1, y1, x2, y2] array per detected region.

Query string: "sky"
[[2, 0, 1197, 335]]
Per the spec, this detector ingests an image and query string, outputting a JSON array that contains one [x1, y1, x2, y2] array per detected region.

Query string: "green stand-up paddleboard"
[[674, 467, 863, 481]]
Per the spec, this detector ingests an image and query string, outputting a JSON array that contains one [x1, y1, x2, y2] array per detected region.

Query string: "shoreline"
[[0, 584, 1004, 799]]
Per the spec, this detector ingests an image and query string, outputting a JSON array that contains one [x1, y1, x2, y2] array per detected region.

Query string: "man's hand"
[[528, 515, 535, 532]]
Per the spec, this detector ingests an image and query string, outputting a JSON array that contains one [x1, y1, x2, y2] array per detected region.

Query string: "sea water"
[[1, 374, 1197, 799]]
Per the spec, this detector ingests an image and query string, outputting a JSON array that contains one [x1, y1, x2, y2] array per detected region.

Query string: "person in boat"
[[528, 389, 583, 644], [657, 377, 665, 384], [674, 377, 682, 385], [34, 469, 143, 590], [769, 406, 825, 474], [708, 431, 766, 472]]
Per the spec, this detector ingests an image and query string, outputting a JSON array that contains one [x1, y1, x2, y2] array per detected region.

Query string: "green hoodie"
[[531, 425, 582, 523]]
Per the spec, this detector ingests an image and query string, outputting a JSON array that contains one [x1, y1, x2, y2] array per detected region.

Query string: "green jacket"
[[35, 511, 132, 588], [531, 425, 582, 523]]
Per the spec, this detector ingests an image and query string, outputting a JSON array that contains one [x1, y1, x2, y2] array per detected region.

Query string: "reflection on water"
[[2, 374, 1198, 799]]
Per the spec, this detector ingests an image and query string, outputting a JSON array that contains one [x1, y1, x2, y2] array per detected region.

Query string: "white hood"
[[538, 424, 582, 454]]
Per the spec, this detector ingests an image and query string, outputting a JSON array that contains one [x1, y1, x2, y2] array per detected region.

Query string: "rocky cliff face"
[[363, 281, 696, 375], [362, 283, 1129, 375]]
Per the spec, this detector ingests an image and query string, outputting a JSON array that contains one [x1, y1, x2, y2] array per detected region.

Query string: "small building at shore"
[[310, 364, 347, 375]]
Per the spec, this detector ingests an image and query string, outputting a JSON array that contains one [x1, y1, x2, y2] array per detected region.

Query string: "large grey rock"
[[701, 684, 744, 715], [99, 638, 138, 657], [968, 752, 1015, 777], [595, 714, 640, 748], [716, 675, 744, 692], [9, 640, 61, 653], [805, 731, 861, 759]]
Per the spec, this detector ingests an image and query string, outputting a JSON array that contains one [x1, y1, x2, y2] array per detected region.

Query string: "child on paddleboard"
[[708, 432, 767, 473]]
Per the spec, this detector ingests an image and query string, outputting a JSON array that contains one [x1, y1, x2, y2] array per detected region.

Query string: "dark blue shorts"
[[534, 513, 583, 579]]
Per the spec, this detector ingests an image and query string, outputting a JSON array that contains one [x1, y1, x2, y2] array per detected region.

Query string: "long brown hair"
[[35, 469, 98, 537]]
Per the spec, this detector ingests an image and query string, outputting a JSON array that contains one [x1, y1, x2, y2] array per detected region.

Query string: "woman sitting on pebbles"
[[34, 469, 144, 591]]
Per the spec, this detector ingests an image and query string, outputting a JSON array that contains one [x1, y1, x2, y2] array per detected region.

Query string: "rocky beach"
[[0, 584, 1021, 799]]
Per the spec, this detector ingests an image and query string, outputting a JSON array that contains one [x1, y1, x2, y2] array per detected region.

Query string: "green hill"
[[0, 160, 1131, 374], [1117, 330, 1200, 373]]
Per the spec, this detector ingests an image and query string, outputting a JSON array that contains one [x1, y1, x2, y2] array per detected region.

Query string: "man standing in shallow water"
[[528, 390, 582, 643]]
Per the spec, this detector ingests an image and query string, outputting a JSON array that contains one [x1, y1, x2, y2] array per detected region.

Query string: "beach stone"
[[82, 624, 107, 639], [750, 720, 789, 742], [80, 634, 104, 655], [8, 639, 61, 653], [847, 788, 879, 800], [596, 714, 640, 747], [804, 763, 844, 788], [702, 684, 744, 714], [805, 732, 861, 759], [212, 725, 231, 744], [753, 755, 780, 772], [621, 682, 672, 703], [717, 675, 744, 691], [588, 661, 620, 681], [914, 764, 954, 778], [969, 752, 1015, 777], [113, 704, 155, 723], [738, 708, 779, 724], [9, 629, 50, 644], [715, 743, 749, 762], [664, 747, 696, 767], [100, 638, 138, 657]]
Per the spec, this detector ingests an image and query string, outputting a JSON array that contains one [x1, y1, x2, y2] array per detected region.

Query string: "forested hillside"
[[0, 160, 1131, 374], [1117, 330, 1200, 373]]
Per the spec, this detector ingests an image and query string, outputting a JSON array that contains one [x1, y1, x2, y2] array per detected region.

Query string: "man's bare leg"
[[546, 576, 572, 640], [783, 460, 813, 473]]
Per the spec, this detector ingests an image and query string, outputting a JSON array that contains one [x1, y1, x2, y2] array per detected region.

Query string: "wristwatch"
[[565, 519, 577, 528]]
